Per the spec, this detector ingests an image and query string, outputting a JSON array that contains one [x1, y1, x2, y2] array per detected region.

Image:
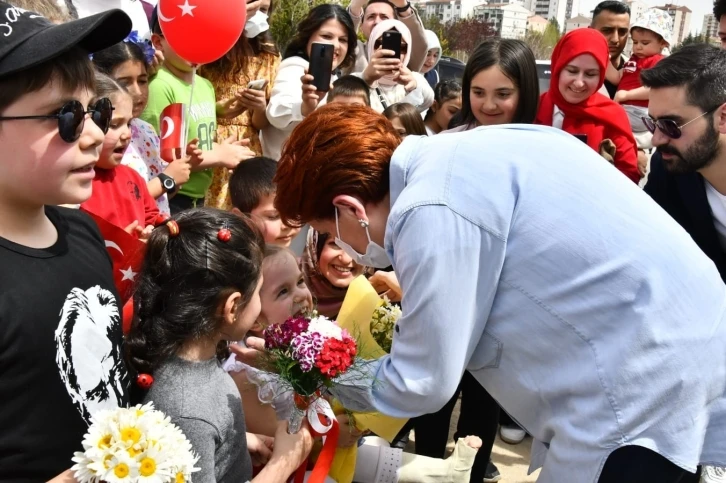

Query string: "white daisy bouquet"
[[72, 402, 199, 483], [369, 296, 402, 353]]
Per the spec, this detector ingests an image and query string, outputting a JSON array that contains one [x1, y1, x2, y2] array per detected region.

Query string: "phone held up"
[[247, 79, 267, 90], [381, 30, 402, 59], [309, 42, 334, 92]]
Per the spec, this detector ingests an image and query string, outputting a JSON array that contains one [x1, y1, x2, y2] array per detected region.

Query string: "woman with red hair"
[[535, 28, 641, 183], [242, 102, 726, 483]]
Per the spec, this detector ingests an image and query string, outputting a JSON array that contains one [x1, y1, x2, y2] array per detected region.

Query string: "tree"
[[543, 18, 561, 46], [445, 18, 498, 59], [421, 14, 452, 56], [524, 30, 554, 60], [523, 19, 561, 60], [672, 32, 709, 52]]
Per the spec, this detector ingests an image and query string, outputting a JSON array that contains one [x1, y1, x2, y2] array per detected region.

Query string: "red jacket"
[[81, 165, 159, 232]]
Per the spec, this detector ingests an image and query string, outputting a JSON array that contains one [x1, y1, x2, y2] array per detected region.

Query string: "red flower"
[[315, 337, 357, 377]]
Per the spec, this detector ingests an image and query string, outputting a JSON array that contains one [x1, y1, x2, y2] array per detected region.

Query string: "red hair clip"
[[136, 373, 154, 390], [218, 222, 231, 242], [166, 220, 180, 237], [154, 213, 170, 227]]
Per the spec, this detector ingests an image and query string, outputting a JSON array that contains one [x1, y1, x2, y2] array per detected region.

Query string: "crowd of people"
[[1, 0, 726, 482]]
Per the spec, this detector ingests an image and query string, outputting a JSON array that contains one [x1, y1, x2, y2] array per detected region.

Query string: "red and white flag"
[[159, 103, 186, 163], [82, 210, 145, 334], [82, 210, 145, 327]]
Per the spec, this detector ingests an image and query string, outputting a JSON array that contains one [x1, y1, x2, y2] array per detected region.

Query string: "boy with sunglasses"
[[0, 3, 132, 482]]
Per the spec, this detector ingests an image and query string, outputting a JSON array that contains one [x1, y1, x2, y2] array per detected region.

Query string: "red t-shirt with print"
[[618, 54, 664, 107], [81, 165, 159, 233]]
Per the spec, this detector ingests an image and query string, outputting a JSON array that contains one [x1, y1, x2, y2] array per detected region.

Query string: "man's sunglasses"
[[0, 98, 114, 143], [641, 106, 718, 140]]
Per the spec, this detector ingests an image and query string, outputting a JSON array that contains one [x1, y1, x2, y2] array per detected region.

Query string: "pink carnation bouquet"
[[262, 313, 358, 483], [262, 314, 357, 432]]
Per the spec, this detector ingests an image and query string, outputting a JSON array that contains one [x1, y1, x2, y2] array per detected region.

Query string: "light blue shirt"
[[333, 125, 726, 482]]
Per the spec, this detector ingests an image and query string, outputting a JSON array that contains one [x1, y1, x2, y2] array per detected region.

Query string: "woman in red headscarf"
[[535, 28, 640, 183]]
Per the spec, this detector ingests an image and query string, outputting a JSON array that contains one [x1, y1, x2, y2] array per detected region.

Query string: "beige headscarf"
[[367, 19, 412, 86]]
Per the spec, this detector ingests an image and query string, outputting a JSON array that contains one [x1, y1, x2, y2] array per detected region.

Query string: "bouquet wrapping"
[[327, 275, 407, 483], [262, 314, 358, 483], [71, 402, 199, 483]]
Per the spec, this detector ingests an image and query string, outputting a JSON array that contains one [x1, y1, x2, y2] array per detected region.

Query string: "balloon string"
[[184, 64, 198, 148]]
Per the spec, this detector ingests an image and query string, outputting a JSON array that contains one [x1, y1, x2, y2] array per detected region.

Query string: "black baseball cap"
[[0, 1, 132, 79]]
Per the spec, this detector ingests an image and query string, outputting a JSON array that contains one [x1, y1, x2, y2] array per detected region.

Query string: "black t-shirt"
[[0, 206, 129, 483]]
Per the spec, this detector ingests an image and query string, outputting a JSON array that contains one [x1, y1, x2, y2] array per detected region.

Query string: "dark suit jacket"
[[644, 151, 726, 282]]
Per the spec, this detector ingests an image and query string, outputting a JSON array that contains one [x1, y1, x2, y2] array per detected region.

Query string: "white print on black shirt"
[[54, 286, 126, 423]]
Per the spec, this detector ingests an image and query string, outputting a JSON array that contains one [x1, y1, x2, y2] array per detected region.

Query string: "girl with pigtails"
[[124, 208, 312, 483]]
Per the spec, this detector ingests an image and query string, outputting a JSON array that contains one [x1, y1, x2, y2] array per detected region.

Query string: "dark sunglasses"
[[0, 98, 114, 143], [641, 106, 717, 140]]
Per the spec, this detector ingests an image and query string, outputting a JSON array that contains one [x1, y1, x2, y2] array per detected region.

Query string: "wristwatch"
[[158, 173, 176, 193], [395, 1, 411, 13]]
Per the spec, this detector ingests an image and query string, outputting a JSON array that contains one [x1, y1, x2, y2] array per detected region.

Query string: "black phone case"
[[382, 31, 402, 58], [309, 43, 334, 92], [574, 134, 588, 144]]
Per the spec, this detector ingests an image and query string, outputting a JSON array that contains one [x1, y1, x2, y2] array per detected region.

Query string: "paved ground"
[[405, 398, 540, 482]]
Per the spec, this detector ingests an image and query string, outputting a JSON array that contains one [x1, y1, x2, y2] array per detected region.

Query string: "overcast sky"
[[578, 0, 713, 35]]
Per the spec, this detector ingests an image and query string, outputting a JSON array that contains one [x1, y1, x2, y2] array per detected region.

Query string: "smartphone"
[[247, 79, 267, 90], [309, 43, 334, 92], [382, 30, 402, 58], [574, 134, 588, 144]]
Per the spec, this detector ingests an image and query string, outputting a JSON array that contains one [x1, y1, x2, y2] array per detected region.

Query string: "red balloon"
[[157, 0, 247, 65]]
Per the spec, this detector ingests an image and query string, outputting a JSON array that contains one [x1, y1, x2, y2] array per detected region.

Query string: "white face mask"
[[244, 11, 269, 38], [334, 208, 390, 269]]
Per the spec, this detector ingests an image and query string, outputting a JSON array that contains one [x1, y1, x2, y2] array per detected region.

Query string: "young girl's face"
[[470, 66, 519, 126], [307, 19, 350, 70], [258, 250, 313, 328], [558, 54, 600, 105], [422, 48, 439, 74], [631, 28, 666, 59], [96, 92, 133, 170], [112, 60, 149, 118], [318, 237, 365, 288], [432, 96, 462, 132]]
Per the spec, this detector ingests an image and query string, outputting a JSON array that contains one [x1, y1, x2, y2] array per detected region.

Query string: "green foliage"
[[421, 15, 451, 55], [523, 20, 560, 60], [544, 18, 561, 45], [547, 17, 560, 34], [672, 32, 710, 52]]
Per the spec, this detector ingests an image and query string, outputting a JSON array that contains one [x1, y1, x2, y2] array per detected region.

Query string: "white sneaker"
[[499, 424, 526, 444], [702, 466, 726, 483]]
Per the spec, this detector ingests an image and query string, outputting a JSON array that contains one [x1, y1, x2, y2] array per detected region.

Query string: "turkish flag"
[[82, 209, 145, 305], [83, 210, 145, 334], [159, 103, 186, 163]]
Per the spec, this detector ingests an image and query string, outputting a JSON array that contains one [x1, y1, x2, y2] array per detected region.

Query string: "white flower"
[[73, 405, 199, 483], [307, 315, 343, 340], [102, 450, 140, 483]]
